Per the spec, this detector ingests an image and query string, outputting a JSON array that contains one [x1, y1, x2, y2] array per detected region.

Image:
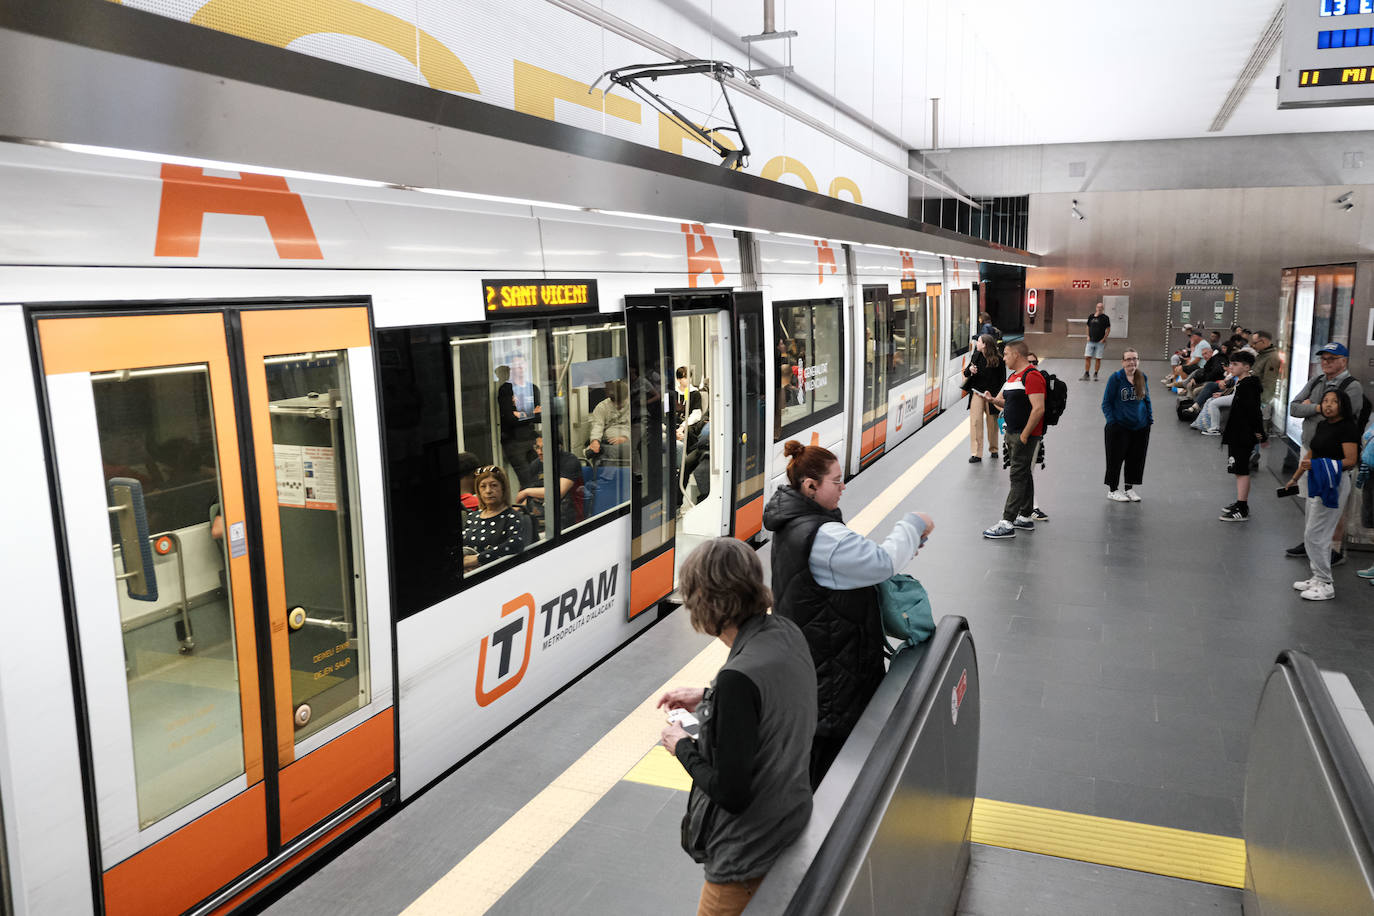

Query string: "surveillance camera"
[[1341, 202, 1355, 211], [1071, 206, 1085, 221], [1336, 192, 1354, 204]]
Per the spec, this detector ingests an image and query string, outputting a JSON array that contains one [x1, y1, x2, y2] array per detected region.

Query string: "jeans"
[[1002, 434, 1040, 521]]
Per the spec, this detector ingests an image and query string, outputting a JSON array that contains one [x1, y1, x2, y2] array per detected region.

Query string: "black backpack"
[[1338, 377, 1373, 430], [1038, 369, 1069, 426]]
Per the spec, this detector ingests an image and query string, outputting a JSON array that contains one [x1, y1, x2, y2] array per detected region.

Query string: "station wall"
[[932, 133, 1374, 360]]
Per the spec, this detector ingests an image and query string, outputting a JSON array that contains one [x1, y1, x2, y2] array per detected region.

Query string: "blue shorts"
[[1084, 340, 1106, 358]]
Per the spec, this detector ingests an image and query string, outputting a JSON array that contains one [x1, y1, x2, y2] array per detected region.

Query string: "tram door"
[[669, 302, 734, 579], [924, 283, 944, 421], [857, 286, 891, 470], [731, 291, 767, 541], [38, 305, 393, 916]]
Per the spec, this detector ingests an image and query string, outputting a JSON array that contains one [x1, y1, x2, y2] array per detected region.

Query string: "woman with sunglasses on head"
[[462, 466, 524, 571], [762, 440, 934, 788]]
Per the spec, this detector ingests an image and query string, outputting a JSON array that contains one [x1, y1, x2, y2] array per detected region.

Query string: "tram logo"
[[475, 594, 536, 707], [474, 565, 620, 707]]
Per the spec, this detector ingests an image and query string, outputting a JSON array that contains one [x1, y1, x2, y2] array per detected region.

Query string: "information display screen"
[[1282, 0, 1374, 105], [481, 279, 600, 318], [1321, 0, 1374, 16]]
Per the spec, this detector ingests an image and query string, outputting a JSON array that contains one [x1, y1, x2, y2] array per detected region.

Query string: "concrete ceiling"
[[945, 0, 1374, 147]]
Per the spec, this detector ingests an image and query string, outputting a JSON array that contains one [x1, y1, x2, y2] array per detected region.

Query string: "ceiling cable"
[[1209, 2, 1284, 132]]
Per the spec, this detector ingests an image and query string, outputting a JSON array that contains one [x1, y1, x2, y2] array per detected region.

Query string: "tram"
[[0, 138, 1000, 915]]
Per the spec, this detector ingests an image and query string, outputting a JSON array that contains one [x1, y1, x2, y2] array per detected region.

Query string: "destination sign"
[[1297, 64, 1374, 84], [482, 279, 599, 317]]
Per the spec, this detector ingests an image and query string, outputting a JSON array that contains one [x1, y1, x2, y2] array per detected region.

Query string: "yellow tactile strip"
[[625, 754, 1246, 890], [971, 797, 1247, 889], [400, 641, 728, 916]]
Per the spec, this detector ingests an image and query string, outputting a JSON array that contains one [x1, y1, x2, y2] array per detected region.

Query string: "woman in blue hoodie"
[[1101, 348, 1153, 502]]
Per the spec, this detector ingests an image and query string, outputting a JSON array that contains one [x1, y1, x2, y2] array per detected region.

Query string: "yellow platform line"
[[401, 418, 965, 915], [971, 797, 1246, 889], [626, 754, 1246, 889]]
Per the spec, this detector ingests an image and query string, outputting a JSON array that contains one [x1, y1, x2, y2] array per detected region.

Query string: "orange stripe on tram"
[[734, 496, 764, 541], [629, 549, 675, 619], [278, 708, 394, 844], [102, 785, 267, 916]]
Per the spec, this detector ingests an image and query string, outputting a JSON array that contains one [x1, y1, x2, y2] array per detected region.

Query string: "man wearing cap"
[[1286, 342, 1364, 565]]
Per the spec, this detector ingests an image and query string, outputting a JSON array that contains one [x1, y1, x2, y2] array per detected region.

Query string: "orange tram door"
[[37, 303, 395, 915]]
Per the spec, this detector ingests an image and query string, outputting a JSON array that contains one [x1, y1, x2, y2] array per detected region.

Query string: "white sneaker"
[[1125, 489, 1142, 502], [1300, 582, 1335, 601], [983, 520, 1016, 539], [1293, 577, 1318, 591], [1107, 489, 1130, 502], [1200, 428, 1222, 437]]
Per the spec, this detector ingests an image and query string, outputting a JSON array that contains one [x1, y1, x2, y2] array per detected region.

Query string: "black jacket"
[[1223, 375, 1266, 447], [762, 486, 885, 739]]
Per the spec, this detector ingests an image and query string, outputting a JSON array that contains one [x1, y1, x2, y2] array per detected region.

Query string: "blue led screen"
[[1321, 0, 1374, 15], [1319, 27, 1374, 46]]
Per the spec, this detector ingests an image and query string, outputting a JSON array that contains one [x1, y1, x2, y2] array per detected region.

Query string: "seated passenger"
[[515, 436, 584, 531], [462, 466, 523, 571], [588, 380, 631, 462]]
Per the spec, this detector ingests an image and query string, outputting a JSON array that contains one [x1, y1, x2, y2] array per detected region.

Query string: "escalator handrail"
[[1275, 649, 1374, 863], [780, 615, 971, 916]]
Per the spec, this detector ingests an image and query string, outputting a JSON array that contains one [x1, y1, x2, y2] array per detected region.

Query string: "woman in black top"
[[659, 538, 816, 916], [1286, 390, 1360, 600], [462, 466, 524, 571], [963, 333, 1005, 463]]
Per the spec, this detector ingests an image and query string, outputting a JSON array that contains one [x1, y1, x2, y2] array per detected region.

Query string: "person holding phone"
[[659, 538, 816, 916], [1287, 389, 1360, 600]]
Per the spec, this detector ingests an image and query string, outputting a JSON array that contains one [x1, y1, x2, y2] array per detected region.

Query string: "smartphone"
[[1276, 485, 1299, 498], [666, 708, 700, 738]]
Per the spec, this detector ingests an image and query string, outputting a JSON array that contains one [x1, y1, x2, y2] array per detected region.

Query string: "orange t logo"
[[900, 251, 916, 284], [475, 594, 536, 707], [681, 223, 724, 288], [814, 240, 837, 284], [155, 164, 323, 259]]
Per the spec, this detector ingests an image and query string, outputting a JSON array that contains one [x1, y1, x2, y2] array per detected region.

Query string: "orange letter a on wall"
[[155, 164, 323, 259], [681, 223, 724, 288]]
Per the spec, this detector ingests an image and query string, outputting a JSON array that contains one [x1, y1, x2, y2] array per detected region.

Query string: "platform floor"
[[263, 360, 1373, 916]]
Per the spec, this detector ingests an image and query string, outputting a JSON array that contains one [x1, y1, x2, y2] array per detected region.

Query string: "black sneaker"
[[1284, 543, 1306, 558], [969, 455, 982, 463], [1219, 505, 1249, 522], [1030, 507, 1049, 522], [1332, 551, 1346, 567], [1080, 372, 1090, 380]]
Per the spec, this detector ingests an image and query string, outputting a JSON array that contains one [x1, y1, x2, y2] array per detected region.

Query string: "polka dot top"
[[463, 507, 523, 564]]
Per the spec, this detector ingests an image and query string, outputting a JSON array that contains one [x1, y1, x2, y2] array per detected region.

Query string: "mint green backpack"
[[876, 573, 935, 652]]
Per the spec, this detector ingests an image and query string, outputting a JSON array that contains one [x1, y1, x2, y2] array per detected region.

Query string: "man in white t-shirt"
[[1165, 330, 1213, 386]]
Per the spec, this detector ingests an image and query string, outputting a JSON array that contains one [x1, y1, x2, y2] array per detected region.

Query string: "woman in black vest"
[[762, 441, 933, 787]]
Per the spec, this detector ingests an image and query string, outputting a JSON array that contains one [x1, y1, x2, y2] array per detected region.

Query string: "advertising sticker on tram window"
[[302, 446, 337, 511], [274, 444, 306, 507]]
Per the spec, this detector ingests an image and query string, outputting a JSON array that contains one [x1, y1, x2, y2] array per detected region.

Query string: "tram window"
[[775, 299, 844, 438], [950, 289, 972, 357], [91, 367, 246, 828], [450, 325, 552, 573], [891, 292, 928, 381], [550, 320, 629, 532]]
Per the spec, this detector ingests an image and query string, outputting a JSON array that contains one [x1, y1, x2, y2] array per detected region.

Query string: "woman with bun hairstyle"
[[762, 440, 934, 787]]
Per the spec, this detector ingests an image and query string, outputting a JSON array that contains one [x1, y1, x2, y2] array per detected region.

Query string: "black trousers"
[[1103, 424, 1151, 489]]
